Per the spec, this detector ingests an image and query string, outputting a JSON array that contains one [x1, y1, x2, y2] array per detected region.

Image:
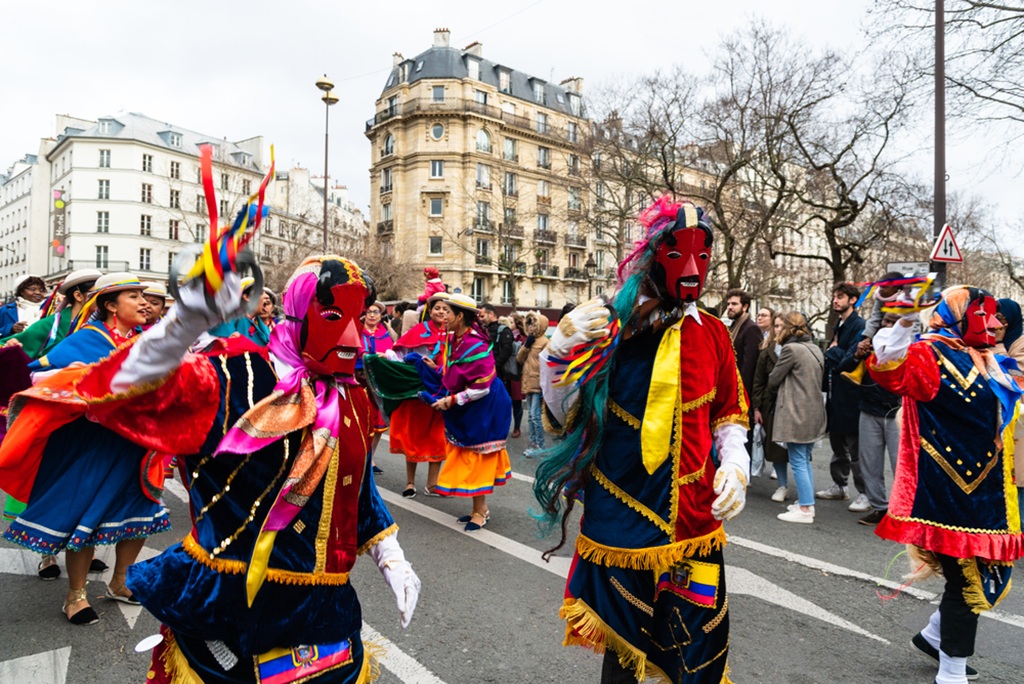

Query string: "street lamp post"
[[584, 253, 597, 300], [315, 75, 339, 252]]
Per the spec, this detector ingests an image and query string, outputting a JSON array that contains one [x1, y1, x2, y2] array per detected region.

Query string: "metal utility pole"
[[316, 75, 339, 252], [933, 1, 947, 288]]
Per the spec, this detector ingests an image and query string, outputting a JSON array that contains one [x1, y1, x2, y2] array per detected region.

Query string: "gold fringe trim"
[[591, 465, 673, 536], [712, 414, 750, 431], [608, 399, 641, 429], [357, 523, 399, 556], [575, 528, 726, 571], [182, 534, 351, 586], [681, 388, 717, 414], [703, 594, 728, 633], [871, 356, 907, 373], [359, 639, 386, 683], [610, 576, 654, 617], [560, 598, 649, 682], [159, 631, 204, 684], [905, 545, 942, 583], [678, 458, 708, 486], [958, 557, 1013, 614]]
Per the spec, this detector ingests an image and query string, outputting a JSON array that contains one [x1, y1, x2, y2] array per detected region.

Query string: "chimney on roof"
[[393, 52, 404, 67], [560, 77, 584, 94], [464, 41, 483, 57], [434, 28, 450, 48]]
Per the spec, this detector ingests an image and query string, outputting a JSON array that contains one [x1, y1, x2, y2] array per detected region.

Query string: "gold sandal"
[[63, 588, 99, 625]]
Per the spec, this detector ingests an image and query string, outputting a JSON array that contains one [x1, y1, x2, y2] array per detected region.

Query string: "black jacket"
[[486, 321, 514, 380], [837, 344, 901, 418], [730, 314, 762, 400], [823, 311, 865, 433]]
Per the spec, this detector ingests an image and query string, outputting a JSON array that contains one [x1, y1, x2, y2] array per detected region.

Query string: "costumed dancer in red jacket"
[[868, 285, 1022, 684], [534, 197, 750, 683]]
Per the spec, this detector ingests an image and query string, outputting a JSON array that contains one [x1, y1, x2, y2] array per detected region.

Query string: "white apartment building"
[[44, 112, 265, 285], [0, 152, 53, 299]]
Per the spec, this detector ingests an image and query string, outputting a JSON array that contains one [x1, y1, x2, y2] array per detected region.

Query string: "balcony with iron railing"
[[380, 184, 393, 194], [503, 224, 524, 239], [535, 229, 557, 244], [532, 264, 559, 278], [535, 298, 552, 308], [366, 98, 502, 130], [564, 233, 587, 248], [498, 259, 527, 274], [564, 267, 587, 281], [473, 219, 494, 234], [377, 220, 394, 235], [475, 253, 492, 266]]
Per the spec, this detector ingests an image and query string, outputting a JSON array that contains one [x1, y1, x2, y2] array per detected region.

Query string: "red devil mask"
[[651, 205, 713, 304], [299, 260, 375, 376], [961, 290, 1000, 349]]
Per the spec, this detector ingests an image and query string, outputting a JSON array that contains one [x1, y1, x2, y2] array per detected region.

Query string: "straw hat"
[[141, 281, 168, 298], [89, 272, 146, 296], [426, 291, 451, 306], [446, 293, 480, 313], [57, 268, 102, 295]]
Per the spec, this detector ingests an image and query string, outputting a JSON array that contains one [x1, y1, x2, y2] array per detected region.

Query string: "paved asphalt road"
[[2, 437, 1022, 683]]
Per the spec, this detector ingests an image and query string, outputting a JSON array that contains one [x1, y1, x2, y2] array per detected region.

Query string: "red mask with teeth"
[[961, 293, 1000, 349], [301, 283, 365, 376], [653, 226, 711, 303]]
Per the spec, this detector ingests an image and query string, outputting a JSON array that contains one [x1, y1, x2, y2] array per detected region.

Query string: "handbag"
[[750, 423, 765, 478]]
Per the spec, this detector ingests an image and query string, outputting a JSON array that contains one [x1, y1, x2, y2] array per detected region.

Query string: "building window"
[[471, 277, 485, 303], [99, 149, 111, 168], [502, 280, 513, 305], [535, 281, 549, 307], [568, 154, 581, 176], [430, 160, 444, 178], [503, 172, 518, 197], [476, 163, 491, 189], [429, 198, 443, 217], [474, 90, 487, 105], [381, 203, 392, 221], [431, 123, 445, 140], [95, 245, 109, 268], [567, 122, 579, 143], [98, 179, 110, 200], [568, 187, 581, 211], [499, 70, 511, 93], [533, 82, 545, 105], [97, 211, 109, 233], [537, 146, 551, 169], [537, 180, 550, 198], [169, 189, 180, 209], [168, 251, 177, 273], [381, 168, 393, 193], [476, 201, 491, 228], [536, 112, 548, 134], [503, 138, 518, 162], [568, 252, 579, 269], [142, 154, 153, 173], [141, 183, 153, 203], [170, 161, 180, 179], [383, 134, 394, 157], [537, 213, 549, 230], [476, 239, 491, 259], [196, 194, 206, 213], [221, 173, 229, 191], [169, 132, 182, 147], [503, 242, 518, 263], [432, 85, 445, 102], [169, 219, 180, 240], [386, 95, 398, 116], [195, 223, 207, 242], [242, 179, 251, 195], [99, 120, 112, 134], [569, 94, 582, 117], [536, 249, 549, 267], [140, 214, 152, 236], [504, 206, 517, 226], [139, 248, 152, 271], [476, 129, 491, 153], [219, 199, 229, 217], [429, 236, 443, 255]]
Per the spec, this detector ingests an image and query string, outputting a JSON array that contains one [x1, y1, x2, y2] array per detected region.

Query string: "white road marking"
[[0, 646, 69, 684], [361, 622, 448, 684], [164, 478, 189, 504], [727, 566, 889, 644]]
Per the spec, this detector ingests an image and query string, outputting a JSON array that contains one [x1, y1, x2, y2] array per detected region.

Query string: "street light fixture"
[[316, 75, 339, 252], [584, 253, 597, 299]]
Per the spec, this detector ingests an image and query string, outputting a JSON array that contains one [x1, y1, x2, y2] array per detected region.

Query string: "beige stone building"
[[365, 29, 594, 308]]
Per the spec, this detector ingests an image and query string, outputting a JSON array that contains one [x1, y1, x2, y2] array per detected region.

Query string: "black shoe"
[[858, 509, 887, 526], [38, 558, 60, 581], [89, 559, 109, 573], [912, 633, 978, 680], [372, 465, 383, 474]]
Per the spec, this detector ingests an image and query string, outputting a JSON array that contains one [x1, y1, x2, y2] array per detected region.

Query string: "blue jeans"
[[524, 392, 545, 449], [773, 462, 789, 489], [786, 442, 816, 506]]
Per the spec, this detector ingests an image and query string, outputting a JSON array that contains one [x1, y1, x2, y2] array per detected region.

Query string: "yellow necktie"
[[641, 319, 681, 474]]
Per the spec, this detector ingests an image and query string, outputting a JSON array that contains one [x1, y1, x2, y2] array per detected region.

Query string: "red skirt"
[[389, 400, 446, 462]]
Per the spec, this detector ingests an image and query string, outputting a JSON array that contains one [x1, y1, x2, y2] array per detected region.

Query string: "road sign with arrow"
[[929, 223, 963, 263]]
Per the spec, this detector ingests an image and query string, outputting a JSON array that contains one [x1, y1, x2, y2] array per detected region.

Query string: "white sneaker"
[[848, 493, 871, 512], [771, 487, 788, 502], [815, 483, 849, 500], [778, 506, 815, 523], [770, 469, 778, 480]]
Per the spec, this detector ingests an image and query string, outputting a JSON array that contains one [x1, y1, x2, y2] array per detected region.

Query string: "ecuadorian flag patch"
[[256, 639, 353, 684], [656, 559, 719, 607]]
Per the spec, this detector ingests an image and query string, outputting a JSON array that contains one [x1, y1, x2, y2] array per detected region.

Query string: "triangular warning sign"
[[930, 223, 963, 263]]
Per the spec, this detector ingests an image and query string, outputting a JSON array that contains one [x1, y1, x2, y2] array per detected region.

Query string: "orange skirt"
[[389, 400, 447, 462], [435, 443, 511, 497]]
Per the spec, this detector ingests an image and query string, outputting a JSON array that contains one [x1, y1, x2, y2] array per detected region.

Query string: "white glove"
[[711, 462, 747, 521], [368, 535, 420, 629], [109, 272, 243, 393], [548, 298, 611, 357]]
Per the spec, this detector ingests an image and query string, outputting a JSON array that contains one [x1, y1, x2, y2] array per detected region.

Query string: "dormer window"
[[98, 120, 113, 134], [499, 69, 511, 94], [533, 82, 545, 105], [169, 132, 182, 148]]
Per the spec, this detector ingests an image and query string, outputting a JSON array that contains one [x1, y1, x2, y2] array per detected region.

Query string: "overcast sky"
[[4, 0, 1019, 242]]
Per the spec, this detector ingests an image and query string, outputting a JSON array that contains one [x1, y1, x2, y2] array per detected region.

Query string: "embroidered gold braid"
[[681, 389, 716, 413], [938, 354, 980, 390], [703, 595, 728, 633], [244, 352, 255, 409], [219, 356, 232, 436], [610, 576, 654, 617], [920, 437, 999, 495], [608, 399, 641, 429], [591, 465, 673, 536], [194, 451, 255, 523]]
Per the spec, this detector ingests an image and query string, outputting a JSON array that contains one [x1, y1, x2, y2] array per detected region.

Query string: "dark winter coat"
[[823, 311, 865, 434]]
